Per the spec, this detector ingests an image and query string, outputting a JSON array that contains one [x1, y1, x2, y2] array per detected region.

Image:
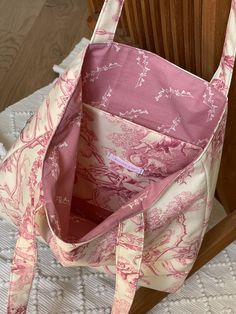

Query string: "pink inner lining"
[[42, 43, 226, 243], [82, 43, 226, 145]]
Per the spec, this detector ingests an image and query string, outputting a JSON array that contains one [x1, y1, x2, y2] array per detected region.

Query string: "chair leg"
[[129, 209, 236, 314]]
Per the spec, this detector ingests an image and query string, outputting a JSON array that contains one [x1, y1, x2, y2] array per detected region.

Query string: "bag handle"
[[91, 0, 236, 95], [90, 0, 124, 44], [7, 210, 144, 314], [112, 213, 145, 314], [211, 2, 236, 95], [7, 205, 37, 314]]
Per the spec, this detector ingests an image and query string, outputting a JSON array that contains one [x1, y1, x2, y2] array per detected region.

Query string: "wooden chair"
[[88, 1, 236, 312]]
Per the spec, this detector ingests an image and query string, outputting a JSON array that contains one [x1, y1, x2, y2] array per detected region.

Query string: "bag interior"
[[43, 43, 226, 242]]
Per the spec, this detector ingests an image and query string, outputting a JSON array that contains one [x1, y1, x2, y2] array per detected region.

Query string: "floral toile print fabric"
[[0, 0, 236, 313]]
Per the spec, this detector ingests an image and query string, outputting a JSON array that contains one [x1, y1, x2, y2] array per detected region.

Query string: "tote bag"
[[1, 0, 236, 313]]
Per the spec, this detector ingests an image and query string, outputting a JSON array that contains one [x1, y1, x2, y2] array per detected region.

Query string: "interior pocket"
[[71, 103, 202, 234]]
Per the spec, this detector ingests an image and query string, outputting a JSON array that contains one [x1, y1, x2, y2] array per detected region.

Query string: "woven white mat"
[[0, 38, 236, 314]]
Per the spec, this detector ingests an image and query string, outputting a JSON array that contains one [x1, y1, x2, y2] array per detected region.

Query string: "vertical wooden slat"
[[170, 0, 179, 64], [132, 0, 146, 48], [214, 0, 231, 70], [201, 0, 217, 80], [141, 0, 154, 52], [123, 0, 137, 44], [194, 0, 202, 77], [149, 0, 163, 55], [182, 0, 192, 71], [120, 7, 129, 38], [169, 0, 180, 66], [189, 0, 196, 73], [159, 0, 173, 62]]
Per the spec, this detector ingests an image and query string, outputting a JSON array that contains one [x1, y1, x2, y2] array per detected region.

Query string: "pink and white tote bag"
[[0, 0, 236, 313]]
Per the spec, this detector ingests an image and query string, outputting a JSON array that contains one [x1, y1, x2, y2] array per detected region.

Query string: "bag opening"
[[42, 42, 226, 243]]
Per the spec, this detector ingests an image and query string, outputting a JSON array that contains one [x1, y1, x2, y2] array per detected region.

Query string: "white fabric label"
[[107, 152, 144, 174]]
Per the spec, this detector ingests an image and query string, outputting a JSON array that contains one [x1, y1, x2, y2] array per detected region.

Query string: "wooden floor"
[[0, 0, 92, 111]]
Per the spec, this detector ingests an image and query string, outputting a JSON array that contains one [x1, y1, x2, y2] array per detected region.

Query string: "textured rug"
[[0, 38, 235, 314]]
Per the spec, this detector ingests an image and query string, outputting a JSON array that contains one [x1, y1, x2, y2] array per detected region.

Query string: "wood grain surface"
[[0, 0, 91, 111]]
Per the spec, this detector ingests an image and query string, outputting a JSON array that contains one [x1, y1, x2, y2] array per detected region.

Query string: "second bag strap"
[[111, 213, 145, 314], [211, 2, 236, 96], [7, 204, 37, 314], [90, 0, 124, 44]]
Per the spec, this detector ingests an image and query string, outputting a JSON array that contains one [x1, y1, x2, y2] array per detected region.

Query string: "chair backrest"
[[88, 0, 236, 213]]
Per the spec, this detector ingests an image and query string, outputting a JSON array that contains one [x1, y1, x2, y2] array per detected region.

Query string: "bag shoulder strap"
[[211, 2, 236, 95], [91, 0, 236, 96], [90, 0, 124, 44], [7, 205, 37, 314], [112, 213, 144, 314]]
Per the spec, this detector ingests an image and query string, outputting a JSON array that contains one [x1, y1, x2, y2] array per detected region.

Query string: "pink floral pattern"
[[135, 49, 150, 87], [82, 62, 121, 85], [211, 2, 236, 94], [7, 205, 37, 314], [144, 190, 206, 232], [203, 82, 218, 122], [155, 87, 193, 102], [73, 104, 202, 214], [0, 0, 235, 313]]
